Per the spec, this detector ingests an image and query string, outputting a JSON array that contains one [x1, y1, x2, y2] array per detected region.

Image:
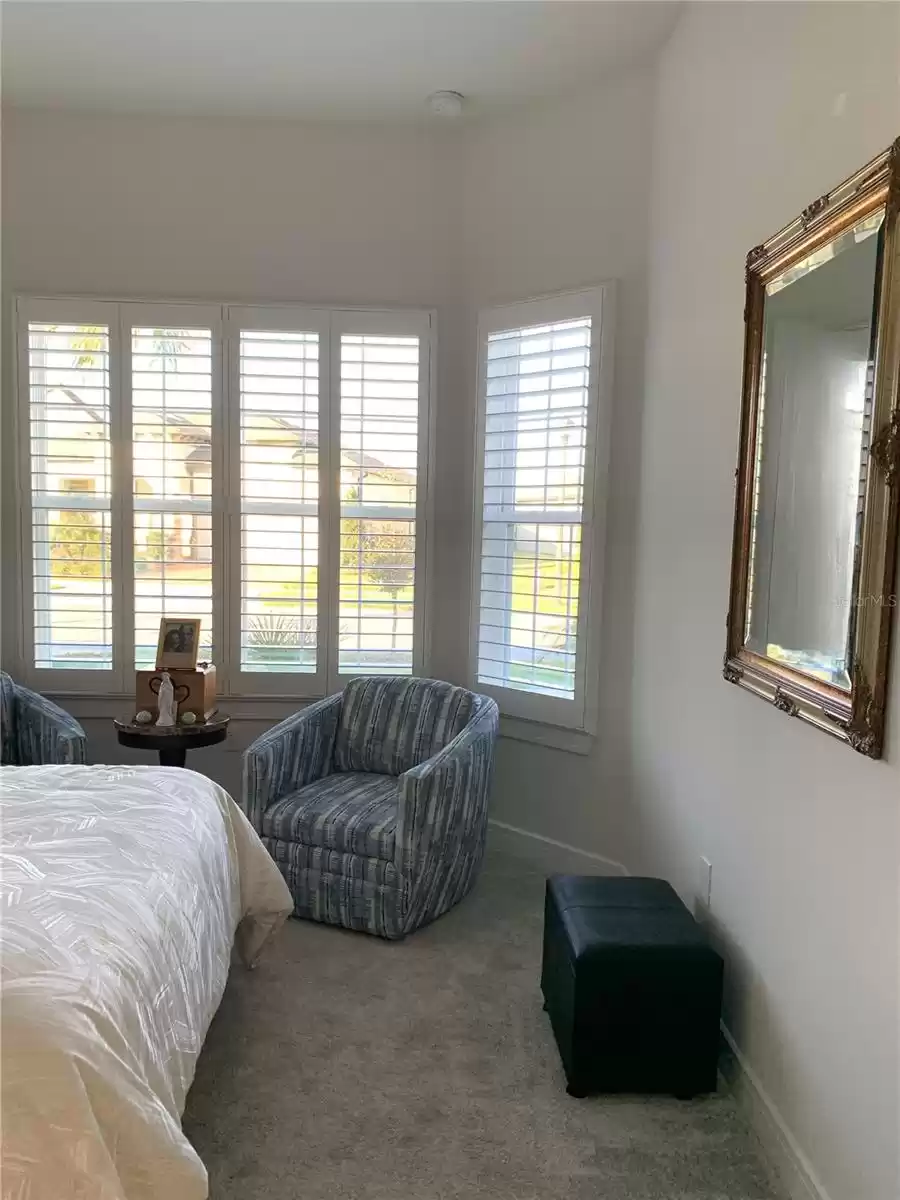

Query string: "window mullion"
[[412, 315, 433, 676], [223, 310, 242, 697], [211, 312, 229, 693], [112, 304, 133, 694], [322, 316, 340, 693], [19, 303, 45, 678]]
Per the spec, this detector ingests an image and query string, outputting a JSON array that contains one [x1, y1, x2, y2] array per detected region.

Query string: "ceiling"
[[1, 1, 681, 122]]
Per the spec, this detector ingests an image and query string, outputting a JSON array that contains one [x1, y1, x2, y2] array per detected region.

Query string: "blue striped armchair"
[[242, 677, 499, 939], [0, 671, 87, 766]]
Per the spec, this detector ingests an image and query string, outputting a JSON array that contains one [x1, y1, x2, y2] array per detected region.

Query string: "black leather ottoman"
[[541, 875, 723, 1098]]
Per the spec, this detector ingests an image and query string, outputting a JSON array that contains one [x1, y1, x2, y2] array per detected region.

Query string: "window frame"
[[469, 285, 615, 735], [224, 304, 332, 698], [125, 301, 224, 682], [13, 295, 435, 699], [330, 308, 434, 690], [16, 296, 125, 694]]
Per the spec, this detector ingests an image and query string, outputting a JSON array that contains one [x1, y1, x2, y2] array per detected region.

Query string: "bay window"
[[15, 297, 433, 697]]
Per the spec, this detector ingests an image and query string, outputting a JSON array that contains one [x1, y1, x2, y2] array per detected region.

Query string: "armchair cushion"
[[333, 677, 476, 777], [262, 772, 399, 862]]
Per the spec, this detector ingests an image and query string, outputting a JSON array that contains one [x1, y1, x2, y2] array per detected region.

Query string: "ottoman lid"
[[549, 875, 686, 914], [561, 905, 716, 966], [548, 875, 721, 968]]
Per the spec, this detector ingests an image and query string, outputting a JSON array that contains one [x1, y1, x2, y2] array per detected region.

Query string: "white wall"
[[1, 109, 458, 305], [456, 67, 656, 867], [632, 5, 900, 1200]]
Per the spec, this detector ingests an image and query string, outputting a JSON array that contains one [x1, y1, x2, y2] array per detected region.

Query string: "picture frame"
[[155, 617, 202, 670]]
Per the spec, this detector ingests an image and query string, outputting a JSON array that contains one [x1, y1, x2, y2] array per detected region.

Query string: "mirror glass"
[[745, 210, 884, 690]]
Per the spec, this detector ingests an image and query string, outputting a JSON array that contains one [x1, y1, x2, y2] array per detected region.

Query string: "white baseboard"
[[487, 818, 628, 876], [720, 1024, 832, 1200]]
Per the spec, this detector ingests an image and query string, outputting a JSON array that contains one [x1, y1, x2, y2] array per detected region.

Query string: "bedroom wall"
[[631, 5, 900, 1200], [455, 66, 656, 867], [1, 108, 458, 305]]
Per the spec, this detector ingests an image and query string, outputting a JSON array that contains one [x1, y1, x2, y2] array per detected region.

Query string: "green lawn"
[[509, 555, 579, 618]]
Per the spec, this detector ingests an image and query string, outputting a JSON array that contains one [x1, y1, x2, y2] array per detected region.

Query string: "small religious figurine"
[[155, 670, 177, 727]]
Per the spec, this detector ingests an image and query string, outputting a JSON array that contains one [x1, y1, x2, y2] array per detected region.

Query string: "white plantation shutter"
[[130, 317, 216, 669], [473, 287, 613, 731], [229, 308, 327, 688], [25, 315, 115, 674], [337, 319, 428, 678], [16, 298, 432, 695]]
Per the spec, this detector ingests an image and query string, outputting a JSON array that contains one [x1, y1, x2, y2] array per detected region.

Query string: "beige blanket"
[[1, 764, 293, 1200]]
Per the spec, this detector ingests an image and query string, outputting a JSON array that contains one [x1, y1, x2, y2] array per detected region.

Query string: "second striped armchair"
[[242, 677, 499, 939]]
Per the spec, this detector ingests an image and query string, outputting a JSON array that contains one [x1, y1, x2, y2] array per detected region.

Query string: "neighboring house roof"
[[51, 386, 414, 482]]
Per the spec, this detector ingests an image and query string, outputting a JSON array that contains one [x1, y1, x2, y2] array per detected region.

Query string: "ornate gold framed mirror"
[[726, 139, 900, 757]]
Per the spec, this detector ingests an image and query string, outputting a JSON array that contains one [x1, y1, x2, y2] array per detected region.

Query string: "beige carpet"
[[183, 851, 783, 1200]]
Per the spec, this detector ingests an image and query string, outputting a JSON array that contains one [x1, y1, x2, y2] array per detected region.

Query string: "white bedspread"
[[0, 764, 293, 1200]]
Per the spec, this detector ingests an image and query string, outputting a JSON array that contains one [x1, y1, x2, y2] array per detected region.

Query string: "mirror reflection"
[[745, 211, 883, 690]]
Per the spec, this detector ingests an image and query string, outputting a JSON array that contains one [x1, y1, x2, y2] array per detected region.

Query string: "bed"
[[0, 764, 293, 1200]]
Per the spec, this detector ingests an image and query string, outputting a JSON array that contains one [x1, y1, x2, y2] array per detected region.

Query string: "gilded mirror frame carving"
[[725, 139, 900, 758]]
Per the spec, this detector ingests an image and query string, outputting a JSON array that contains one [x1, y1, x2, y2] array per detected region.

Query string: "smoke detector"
[[427, 91, 465, 119]]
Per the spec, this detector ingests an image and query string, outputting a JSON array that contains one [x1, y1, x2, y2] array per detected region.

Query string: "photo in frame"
[[155, 617, 202, 670]]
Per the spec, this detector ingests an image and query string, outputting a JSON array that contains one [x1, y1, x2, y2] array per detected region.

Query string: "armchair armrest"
[[241, 694, 342, 833], [396, 696, 499, 877], [15, 685, 86, 766]]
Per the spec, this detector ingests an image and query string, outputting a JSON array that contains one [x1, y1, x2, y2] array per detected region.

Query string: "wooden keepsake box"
[[135, 664, 218, 723]]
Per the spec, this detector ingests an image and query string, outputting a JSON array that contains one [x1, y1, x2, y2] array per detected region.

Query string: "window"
[[471, 287, 613, 732], [16, 297, 433, 695], [130, 314, 216, 670], [338, 325, 421, 676], [25, 313, 113, 677], [234, 318, 322, 682]]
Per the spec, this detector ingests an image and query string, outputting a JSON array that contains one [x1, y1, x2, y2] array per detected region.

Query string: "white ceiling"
[[1, 1, 681, 122]]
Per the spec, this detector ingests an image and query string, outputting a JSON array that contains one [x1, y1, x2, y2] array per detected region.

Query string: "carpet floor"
[[183, 851, 783, 1200]]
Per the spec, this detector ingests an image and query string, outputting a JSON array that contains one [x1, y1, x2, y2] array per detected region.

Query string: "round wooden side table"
[[114, 714, 230, 768]]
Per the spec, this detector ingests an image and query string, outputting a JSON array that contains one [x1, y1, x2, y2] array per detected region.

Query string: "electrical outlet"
[[697, 856, 713, 918], [701, 856, 713, 907]]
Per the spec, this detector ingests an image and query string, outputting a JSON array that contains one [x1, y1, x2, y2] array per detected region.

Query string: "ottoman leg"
[[566, 1081, 589, 1099]]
